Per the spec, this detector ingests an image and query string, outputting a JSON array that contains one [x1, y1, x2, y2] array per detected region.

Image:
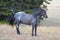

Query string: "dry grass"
[[0, 24, 60, 40]]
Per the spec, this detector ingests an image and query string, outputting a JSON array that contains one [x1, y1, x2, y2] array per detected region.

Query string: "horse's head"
[[40, 8, 48, 19]]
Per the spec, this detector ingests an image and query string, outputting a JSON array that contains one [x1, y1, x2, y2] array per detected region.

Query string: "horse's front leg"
[[35, 24, 37, 36], [16, 22, 20, 34], [32, 24, 35, 36]]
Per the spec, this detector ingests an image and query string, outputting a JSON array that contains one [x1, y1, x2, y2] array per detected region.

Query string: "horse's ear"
[[41, 5, 48, 11], [43, 8, 48, 11]]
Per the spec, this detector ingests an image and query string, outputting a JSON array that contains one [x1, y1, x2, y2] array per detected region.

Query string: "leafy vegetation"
[[0, 0, 51, 23]]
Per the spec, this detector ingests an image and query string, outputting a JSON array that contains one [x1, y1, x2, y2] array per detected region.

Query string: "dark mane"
[[33, 8, 44, 17]]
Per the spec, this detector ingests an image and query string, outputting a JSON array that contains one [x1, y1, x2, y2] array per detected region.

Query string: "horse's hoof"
[[17, 33, 20, 35], [17, 32, 21, 35], [32, 34, 34, 36], [35, 34, 37, 36]]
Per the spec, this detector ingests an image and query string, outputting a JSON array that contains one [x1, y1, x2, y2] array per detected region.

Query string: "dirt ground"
[[0, 0, 60, 40]]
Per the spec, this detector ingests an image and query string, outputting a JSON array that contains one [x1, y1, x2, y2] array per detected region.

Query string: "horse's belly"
[[21, 15, 32, 24]]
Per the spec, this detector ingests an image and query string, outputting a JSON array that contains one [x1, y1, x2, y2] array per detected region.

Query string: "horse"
[[9, 8, 48, 36]]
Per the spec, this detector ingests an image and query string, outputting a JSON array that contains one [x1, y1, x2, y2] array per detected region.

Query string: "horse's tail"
[[9, 14, 15, 26]]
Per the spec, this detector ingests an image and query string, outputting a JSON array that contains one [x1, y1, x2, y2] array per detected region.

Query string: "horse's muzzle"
[[45, 16, 48, 18]]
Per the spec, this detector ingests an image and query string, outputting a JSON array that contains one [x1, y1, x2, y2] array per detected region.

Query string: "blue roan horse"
[[9, 8, 48, 36]]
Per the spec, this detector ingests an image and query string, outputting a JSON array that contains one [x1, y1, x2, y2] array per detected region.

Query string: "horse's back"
[[14, 12, 26, 20], [14, 12, 25, 17]]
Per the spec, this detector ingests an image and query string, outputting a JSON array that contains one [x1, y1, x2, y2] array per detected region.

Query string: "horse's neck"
[[33, 11, 41, 17], [33, 8, 43, 17]]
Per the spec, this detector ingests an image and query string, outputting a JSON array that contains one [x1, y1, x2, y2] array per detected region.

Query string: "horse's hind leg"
[[16, 21, 20, 34]]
